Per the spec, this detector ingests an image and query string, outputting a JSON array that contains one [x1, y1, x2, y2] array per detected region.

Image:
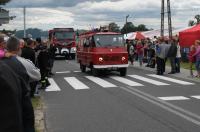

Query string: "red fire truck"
[[49, 28, 76, 59], [77, 31, 128, 76]]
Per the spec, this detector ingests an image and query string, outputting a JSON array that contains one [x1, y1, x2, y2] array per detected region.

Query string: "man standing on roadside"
[[21, 38, 38, 97], [168, 39, 178, 74], [156, 38, 170, 75], [2, 36, 41, 132], [0, 61, 24, 132]]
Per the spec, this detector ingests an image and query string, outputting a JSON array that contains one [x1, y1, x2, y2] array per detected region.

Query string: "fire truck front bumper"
[[93, 64, 129, 69]]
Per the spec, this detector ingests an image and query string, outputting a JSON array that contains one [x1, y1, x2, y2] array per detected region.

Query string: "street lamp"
[[126, 15, 129, 37]]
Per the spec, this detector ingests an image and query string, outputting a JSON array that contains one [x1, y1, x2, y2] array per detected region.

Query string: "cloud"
[[5, 0, 120, 7], [1, 0, 200, 31]]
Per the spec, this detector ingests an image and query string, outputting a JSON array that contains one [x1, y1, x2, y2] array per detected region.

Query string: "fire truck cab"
[[77, 31, 128, 76], [49, 28, 76, 59]]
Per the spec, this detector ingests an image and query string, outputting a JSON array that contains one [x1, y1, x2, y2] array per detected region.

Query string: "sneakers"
[[168, 72, 175, 74]]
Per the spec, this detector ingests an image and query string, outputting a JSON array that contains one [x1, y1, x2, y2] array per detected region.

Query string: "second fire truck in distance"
[[77, 30, 128, 76], [49, 28, 76, 59]]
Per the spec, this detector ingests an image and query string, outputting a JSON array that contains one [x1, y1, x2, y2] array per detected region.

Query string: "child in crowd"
[[129, 43, 135, 65], [188, 44, 196, 77]]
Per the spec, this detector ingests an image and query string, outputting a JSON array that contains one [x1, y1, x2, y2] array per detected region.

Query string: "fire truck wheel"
[[91, 68, 99, 76], [80, 64, 86, 72], [119, 68, 127, 76], [70, 54, 75, 60]]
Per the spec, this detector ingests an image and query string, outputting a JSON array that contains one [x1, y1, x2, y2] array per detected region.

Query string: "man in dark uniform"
[[48, 43, 56, 76], [37, 44, 51, 89], [21, 39, 37, 97]]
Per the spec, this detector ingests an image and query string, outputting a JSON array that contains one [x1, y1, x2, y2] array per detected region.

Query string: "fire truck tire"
[[70, 54, 76, 60], [91, 68, 99, 76], [119, 68, 127, 76], [80, 63, 86, 72], [65, 54, 69, 60]]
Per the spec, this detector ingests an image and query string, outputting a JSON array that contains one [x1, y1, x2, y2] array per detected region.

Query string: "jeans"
[[195, 59, 200, 72], [138, 55, 143, 66]]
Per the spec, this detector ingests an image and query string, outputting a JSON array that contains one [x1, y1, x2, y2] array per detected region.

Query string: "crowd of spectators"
[[0, 33, 56, 132], [125, 36, 200, 77]]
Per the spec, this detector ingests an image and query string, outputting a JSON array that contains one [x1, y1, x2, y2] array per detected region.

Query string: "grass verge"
[[32, 96, 45, 132]]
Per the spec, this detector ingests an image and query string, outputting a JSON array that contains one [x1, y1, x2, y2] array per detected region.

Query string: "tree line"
[[108, 22, 149, 33]]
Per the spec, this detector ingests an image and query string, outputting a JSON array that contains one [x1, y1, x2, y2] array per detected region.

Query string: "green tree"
[[195, 15, 200, 24], [121, 22, 135, 34], [0, 0, 11, 5], [136, 24, 148, 31], [188, 20, 195, 27], [188, 14, 200, 26], [108, 22, 120, 32], [15, 28, 48, 39]]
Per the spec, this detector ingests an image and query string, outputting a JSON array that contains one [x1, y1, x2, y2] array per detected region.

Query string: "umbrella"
[[127, 32, 146, 40]]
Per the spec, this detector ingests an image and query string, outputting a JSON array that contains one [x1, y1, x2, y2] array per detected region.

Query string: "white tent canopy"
[[124, 27, 191, 40]]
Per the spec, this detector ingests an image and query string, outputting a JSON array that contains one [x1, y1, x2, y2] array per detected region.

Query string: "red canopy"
[[128, 32, 146, 40], [179, 24, 200, 47]]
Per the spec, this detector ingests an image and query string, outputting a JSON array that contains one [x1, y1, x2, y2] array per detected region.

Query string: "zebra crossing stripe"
[[158, 96, 190, 101], [128, 75, 170, 86], [56, 71, 71, 74], [64, 77, 89, 90], [148, 74, 194, 85], [110, 76, 144, 86], [86, 76, 117, 88], [191, 96, 200, 99], [45, 78, 61, 92], [74, 71, 81, 73]]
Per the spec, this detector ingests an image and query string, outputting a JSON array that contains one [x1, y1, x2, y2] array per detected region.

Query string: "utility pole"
[[161, 0, 172, 40], [161, 0, 165, 37], [23, 6, 26, 38], [126, 15, 129, 37], [167, 0, 172, 40]]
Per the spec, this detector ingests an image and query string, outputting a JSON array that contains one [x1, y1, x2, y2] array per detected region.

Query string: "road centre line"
[[119, 86, 200, 126], [191, 96, 200, 99], [148, 74, 194, 85], [128, 75, 170, 86], [74, 71, 81, 73], [158, 96, 190, 101], [45, 78, 61, 92]]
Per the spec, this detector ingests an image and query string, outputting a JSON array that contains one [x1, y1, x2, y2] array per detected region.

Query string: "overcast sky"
[[1, 0, 200, 31]]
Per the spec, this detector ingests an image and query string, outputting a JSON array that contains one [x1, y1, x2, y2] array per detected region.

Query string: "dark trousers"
[[156, 57, 165, 75], [22, 95, 35, 132], [49, 58, 55, 73], [169, 57, 176, 73], [29, 82, 37, 97], [175, 58, 181, 73]]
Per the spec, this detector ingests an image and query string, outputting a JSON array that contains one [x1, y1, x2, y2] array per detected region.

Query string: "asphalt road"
[[43, 59, 200, 132]]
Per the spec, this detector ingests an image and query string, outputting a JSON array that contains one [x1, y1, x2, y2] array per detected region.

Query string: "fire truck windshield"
[[94, 34, 124, 47], [54, 32, 74, 40]]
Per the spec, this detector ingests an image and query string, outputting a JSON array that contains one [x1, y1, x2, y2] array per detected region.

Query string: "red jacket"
[[136, 45, 143, 55], [188, 50, 196, 63]]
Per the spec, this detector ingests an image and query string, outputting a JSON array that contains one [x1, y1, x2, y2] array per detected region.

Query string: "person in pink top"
[[0, 35, 6, 59], [193, 40, 200, 77], [188, 44, 196, 77], [136, 41, 144, 66]]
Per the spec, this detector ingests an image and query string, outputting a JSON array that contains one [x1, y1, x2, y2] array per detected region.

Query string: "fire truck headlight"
[[122, 57, 126, 61], [99, 57, 103, 62], [70, 47, 77, 53]]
